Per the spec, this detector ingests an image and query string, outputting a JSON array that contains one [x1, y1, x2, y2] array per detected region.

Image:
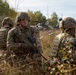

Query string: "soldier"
[[0, 17, 13, 56], [7, 12, 42, 67], [49, 17, 76, 74]]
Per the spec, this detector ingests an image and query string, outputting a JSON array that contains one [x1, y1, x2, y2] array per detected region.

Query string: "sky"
[[7, 0, 76, 19]]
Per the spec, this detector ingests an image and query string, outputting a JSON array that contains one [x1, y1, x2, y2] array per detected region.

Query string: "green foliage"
[[41, 16, 46, 25], [28, 10, 46, 25], [0, 0, 59, 27], [49, 12, 58, 27], [9, 9, 17, 19], [0, 0, 17, 20]]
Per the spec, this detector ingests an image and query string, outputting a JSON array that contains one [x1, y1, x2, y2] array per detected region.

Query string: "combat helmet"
[[15, 12, 30, 23], [59, 17, 76, 29], [1, 17, 13, 27]]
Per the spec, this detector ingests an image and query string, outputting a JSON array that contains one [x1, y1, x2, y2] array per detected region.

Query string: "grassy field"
[[40, 29, 60, 60], [0, 29, 61, 75], [1, 29, 76, 75]]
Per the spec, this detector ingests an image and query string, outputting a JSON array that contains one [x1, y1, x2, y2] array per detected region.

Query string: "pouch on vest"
[[72, 38, 76, 61]]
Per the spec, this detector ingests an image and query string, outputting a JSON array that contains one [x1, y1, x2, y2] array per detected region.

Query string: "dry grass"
[[40, 29, 61, 60], [1, 29, 76, 75], [0, 29, 61, 75]]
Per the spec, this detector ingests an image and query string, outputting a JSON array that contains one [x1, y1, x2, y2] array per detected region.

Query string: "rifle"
[[14, 29, 48, 61], [39, 52, 47, 61]]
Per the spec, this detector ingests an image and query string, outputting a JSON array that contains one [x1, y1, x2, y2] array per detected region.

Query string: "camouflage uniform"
[[0, 17, 13, 56], [7, 12, 42, 67], [49, 17, 76, 74]]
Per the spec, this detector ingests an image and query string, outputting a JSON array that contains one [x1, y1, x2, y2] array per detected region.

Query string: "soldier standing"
[[0, 17, 13, 56], [49, 17, 76, 74], [7, 12, 42, 67]]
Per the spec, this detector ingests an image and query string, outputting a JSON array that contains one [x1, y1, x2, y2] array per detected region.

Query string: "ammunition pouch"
[[72, 38, 76, 62]]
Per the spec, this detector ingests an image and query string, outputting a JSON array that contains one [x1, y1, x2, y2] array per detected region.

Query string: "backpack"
[[0, 28, 8, 50], [51, 32, 75, 62], [58, 33, 76, 63]]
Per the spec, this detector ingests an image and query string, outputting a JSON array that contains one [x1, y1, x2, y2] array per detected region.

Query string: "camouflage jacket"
[[0, 27, 10, 50], [7, 26, 42, 55], [50, 32, 74, 66]]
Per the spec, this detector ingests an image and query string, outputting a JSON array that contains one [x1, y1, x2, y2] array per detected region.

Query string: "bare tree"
[[15, 0, 24, 10]]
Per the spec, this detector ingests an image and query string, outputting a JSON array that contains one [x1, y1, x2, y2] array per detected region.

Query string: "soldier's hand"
[[22, 39, 33, 48], [21, 43, 32, 49], [26, 39, 33, 47]]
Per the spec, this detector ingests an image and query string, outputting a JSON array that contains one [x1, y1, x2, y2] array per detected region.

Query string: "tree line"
[[0, 0, 59, 27]]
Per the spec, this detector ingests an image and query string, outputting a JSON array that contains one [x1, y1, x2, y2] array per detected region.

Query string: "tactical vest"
[[0, 27, 9, 50], [51, 33, 74, 62], [13, 26, 37, 55], [14, 26, 35, 44]]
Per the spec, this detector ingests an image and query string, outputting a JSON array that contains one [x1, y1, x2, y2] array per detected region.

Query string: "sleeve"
[[50, 37, 59, 57], [49, 36, 60, 66], [34, 28, 42, 53], [7, 28, 20, 51]]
